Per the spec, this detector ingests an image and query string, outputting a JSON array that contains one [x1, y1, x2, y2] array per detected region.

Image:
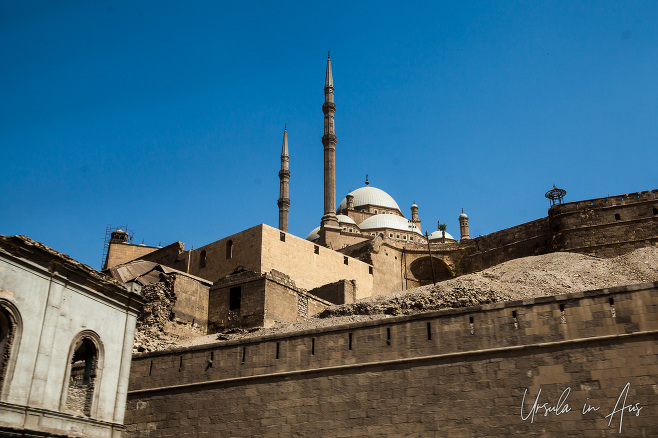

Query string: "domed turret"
[[110, 229, 129, 243]]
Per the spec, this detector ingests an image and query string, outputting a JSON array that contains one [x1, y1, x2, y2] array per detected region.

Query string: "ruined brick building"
[[103, 53, 658, 333]]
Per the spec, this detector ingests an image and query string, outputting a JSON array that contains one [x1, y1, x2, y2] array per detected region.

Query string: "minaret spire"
[[321, 51, 339, 230], [278, 125, 290, 233]]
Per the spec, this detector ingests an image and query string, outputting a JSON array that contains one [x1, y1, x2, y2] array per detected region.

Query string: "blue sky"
[[1, 1, 657, 269]]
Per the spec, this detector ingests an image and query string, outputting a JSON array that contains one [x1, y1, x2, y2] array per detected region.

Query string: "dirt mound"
[[318, 246, 658, 318]]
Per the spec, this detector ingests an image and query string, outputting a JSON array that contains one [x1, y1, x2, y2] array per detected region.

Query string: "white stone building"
[[0, 235, 142, 437]]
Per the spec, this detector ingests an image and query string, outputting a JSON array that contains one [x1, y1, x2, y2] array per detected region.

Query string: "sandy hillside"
[[140, 246, 658, 351]]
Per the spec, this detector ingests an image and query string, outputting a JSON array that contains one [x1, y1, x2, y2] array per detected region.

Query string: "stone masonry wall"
[[189, 225, 264, 282], [308, 279, 357, 305], [549, 190, 658, 257], [260, 225, 374, 299], [208, 272, 266, 331], [208, 270, 330, 332], [104, 242, 159, 270], [125, 282, 658, 437], [461, 217, 551, 275], [171, 274, 209, 330]]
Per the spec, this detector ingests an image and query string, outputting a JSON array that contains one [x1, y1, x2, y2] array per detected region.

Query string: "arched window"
[[199, 250, 207, 269], [0, 301, 21, 400], [226, 240, 233, 260], [63, 331, 103, 417]]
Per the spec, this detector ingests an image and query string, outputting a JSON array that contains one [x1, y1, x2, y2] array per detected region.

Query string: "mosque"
[[101, 53, 657, 332]]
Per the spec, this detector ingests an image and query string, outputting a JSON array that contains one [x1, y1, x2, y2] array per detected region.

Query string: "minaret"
[[321, 51, 339, 229], [459, 209, 470, 241], [278, 125, 290, 232]]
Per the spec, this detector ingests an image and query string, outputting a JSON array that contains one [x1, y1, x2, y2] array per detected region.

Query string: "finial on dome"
[[328, 50, 330, 59], [365, 174, 369, 186], [284, 123, 287, 131]]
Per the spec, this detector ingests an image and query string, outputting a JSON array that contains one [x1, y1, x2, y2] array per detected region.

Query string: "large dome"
[[338, 186, 401, 213], [359, 214, 423, 236]]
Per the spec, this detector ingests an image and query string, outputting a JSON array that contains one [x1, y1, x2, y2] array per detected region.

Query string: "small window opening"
[[179, 356, 183, 371], [427, 322, 432, 340], [148, 360, 153, 376], [199, 250, 207, 269], [512, 310, 519, 330], [314, 245, 319, 254], [209, 351, 214, 368], [348, 333, 353, 350], [66, 338, 98, 416], [653, 208, 657, 215], [609, 297, 616, 318], [280, 232, 286, 242], [369, 266, 373, 275], [241, 346, 246, 363], [386, 327, 391, 345], [389, 233, 393, 238], [276, 342, 280, 359], [469, 316, 474, 335], [559, 304, 566, 324], [226, 240, 233, 259], [311, 338, 315, 356], [229, 286, 241, 311], [615, 213, 621, 221], [344, 256, 348, 265]]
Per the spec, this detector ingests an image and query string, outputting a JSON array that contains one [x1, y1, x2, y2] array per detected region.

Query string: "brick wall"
[[125, 282, 658, 437]]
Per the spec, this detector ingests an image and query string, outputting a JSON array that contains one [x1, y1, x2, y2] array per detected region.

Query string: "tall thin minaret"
[[278, 125, 290, 232], [321, 51, 339, 229]]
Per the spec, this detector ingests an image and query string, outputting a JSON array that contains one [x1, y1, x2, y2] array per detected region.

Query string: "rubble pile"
[[133, 274, 181, 353], [319, 246, 658, 318]]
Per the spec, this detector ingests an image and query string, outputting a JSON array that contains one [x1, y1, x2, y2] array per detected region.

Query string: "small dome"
[[428, 230, 456, 242], [359, 214, 423, 236], [411, 203, 418, 209], [338, 186, 401, 213], [336, 214, 357, 225], [306, 226, 321, 241], [459, 213, 468, 219]]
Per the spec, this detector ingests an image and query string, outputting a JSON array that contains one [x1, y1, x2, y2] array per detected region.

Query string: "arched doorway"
[[409, 256, 453, 286]]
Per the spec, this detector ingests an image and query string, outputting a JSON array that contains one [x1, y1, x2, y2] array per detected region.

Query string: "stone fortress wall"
[[124, 282, 658, 437], [457, 190, 658, 276], [548, 189, 658, 257]]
